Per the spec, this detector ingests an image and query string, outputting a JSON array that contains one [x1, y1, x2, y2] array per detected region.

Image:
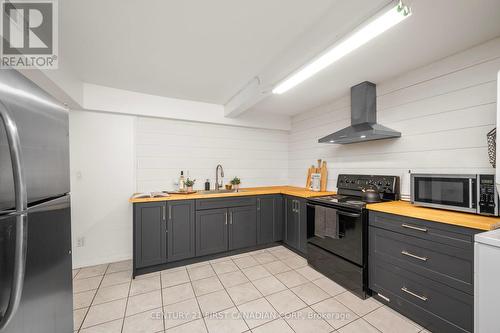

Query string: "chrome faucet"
[[215, 164, 224, 191]]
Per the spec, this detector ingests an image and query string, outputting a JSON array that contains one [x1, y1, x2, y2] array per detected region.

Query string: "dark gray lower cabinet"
[[195, 208, 228, 256], [134, 202, 167, 268], [284, 195, 306, 253], [369, 211, 479, 333], [167, 200, 195, 262], [257, 195, 283, 244], [229, 205, 257, 250]]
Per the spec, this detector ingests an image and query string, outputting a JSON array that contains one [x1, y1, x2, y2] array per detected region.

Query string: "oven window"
[[414, 177, 471, 207]]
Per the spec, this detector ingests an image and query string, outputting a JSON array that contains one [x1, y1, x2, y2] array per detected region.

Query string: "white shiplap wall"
[[135, 117, 289, 191], [289, 38, 500, 197]]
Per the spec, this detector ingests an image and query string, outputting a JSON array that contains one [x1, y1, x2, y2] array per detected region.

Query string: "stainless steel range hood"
[[318, 81, 400, 144]]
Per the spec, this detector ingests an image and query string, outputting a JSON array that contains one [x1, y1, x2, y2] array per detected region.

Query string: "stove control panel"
[[338, 174, 400, 195]]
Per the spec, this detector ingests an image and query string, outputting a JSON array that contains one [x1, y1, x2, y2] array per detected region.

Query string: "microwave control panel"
[[478, 174, 498, 216]]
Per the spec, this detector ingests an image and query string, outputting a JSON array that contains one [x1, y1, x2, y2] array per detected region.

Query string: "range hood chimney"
[[318, 81, 401, 144]]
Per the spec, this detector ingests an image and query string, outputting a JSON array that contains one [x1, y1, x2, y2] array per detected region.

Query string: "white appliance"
[[474, 229, 500, 332]]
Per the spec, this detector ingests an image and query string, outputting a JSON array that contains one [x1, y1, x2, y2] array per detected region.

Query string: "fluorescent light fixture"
[[272, 1, 412, 95]]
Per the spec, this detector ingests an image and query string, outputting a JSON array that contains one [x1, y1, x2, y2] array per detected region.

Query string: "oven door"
[[411, 174, 477, 213], [307, 203, 364, 265]]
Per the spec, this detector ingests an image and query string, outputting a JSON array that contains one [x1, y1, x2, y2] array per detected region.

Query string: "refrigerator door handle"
[[0, 101, 28, 332]]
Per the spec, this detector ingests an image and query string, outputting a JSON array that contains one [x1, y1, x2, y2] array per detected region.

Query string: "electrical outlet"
[[76, 237, 85, 247]]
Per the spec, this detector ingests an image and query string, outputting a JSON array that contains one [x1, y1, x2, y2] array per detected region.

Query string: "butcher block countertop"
[[129, 186, 335, 203], [367, 200, 500, 231]]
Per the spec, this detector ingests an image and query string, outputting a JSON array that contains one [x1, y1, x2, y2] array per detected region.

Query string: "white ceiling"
[[61, 0, 500, 116]]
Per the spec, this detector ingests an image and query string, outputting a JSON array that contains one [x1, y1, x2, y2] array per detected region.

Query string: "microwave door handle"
[[337, 211, 361, 218], [0, 101, 28, 332]]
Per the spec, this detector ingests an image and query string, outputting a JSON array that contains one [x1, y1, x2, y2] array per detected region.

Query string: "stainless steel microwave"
[[410, 174, 499, 216]]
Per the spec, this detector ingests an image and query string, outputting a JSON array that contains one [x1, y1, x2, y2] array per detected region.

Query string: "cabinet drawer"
[[196, 197, 256, 210], [370, 260, 472, 333], [369, 226, 473, 294], [369, 211, 477, 249]]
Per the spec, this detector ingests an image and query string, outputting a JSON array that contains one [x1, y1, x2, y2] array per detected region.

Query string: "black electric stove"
[[306, 174, 400, 299]]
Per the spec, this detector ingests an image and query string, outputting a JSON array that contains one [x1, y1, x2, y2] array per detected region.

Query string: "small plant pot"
[[233, 184, 240, 190], [187, 186, 193, 192], [225, 184, 232, 190]]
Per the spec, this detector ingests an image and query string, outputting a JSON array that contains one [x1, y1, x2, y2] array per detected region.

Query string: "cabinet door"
[[134, 202, 167, 268], [229, 205, 257, 250], [257, 195, 283, 244], [167, 200, 195, 262], [196, 208, 228, 256], [284, 196, 299, 249], [296, 198, 307, 254]]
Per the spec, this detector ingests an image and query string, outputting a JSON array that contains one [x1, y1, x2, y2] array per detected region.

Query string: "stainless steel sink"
[[197, 189, 237, 194]]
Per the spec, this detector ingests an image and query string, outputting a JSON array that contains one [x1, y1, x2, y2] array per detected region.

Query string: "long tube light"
[[272, 1, 412, 95]]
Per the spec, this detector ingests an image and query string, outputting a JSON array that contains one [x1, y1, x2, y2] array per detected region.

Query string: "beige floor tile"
[[230, 252, 251, 260], [76, 264, 109, 280], [233, 256, 260, 269], [162, 269, 190, 288], [93, 282, 130, 305], [335, 291, 382, 316], [262, 261, 292, 275], [165, 318, 207, 333], [123, 307, 164, 333], [211, 260, 239, 275], [186, 261, 210, 269], [291, 282, 330, 305], [209, 256, 233, 264], [188, 264, 216, 281], [74, 289, 96, 310], [126, 290, 162, 317], [337, 318, 380, 333], [274, 270, 309, 288], [73, 307, 88, 331], [130, 275, 161, 296], [252, 276, 287, 296], [311, 298, 358, 330], [79, 318, 123, 333], [266, 290, 307, 315], [295, 266, 324, 281], [73, 276, 102, 293], [251, 318, 294, 333], [266, 245, 285, 252], [162, 282, 195, 306], [197, 289, 235, 315], [313, 277, 346, 296], [73, 269, 80, 279], [218, 270, 249, 288], [82, 298, 127, 328], [237, 297, 279, 329], [252, 252, 277, 264], [204, 307, 248, 333], [281, 256, 307, 269], [163, 298, 201, 329], [108, 260, 133, 274], [101, 271, 132, 288], [192, 276, 223, 296], [135, 271, 161, 280], [226, 282, 262, 305], [284, 307, 334, 333], [241, 265, 271, 281], [364, 306, 421, 333], [271, 249, 297, 260]]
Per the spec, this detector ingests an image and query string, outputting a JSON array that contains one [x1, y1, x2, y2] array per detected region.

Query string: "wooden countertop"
[[367, 200, 500, 231], [129, 186, 335, 203]]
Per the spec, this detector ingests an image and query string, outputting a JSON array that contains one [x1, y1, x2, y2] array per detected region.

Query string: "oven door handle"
[[336, 211, 361, 218]]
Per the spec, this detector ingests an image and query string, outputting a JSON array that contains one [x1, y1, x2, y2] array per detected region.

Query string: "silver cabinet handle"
[[168, 206, 172, 220], [0, 102, 28, 332], [377, 293, 390, 302], [401, 224, 428, 232], [162, 206, 166, 221], [401, 250, 428, 262], [230, 212, 233, 225], [257, 198, 260, 211], [225, 212, 228, 225], [401, 287, 428, 301]]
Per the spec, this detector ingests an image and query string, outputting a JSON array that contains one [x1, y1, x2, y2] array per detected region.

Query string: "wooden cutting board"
[[320, 161, 328, 191], [306, 165, 315, 189]]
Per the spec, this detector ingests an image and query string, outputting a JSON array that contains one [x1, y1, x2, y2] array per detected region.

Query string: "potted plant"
[[185, 178, 196, 192], [230, 177, 241, 190]]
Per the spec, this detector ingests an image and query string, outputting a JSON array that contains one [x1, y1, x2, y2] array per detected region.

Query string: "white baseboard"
[[72, 252, 132, 269]]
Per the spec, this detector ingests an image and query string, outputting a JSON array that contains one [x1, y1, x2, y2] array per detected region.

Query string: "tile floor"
[[72, 246, 430, 333]]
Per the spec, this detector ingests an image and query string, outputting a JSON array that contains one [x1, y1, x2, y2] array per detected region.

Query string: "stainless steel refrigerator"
[[0, 69, 73, 333]]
